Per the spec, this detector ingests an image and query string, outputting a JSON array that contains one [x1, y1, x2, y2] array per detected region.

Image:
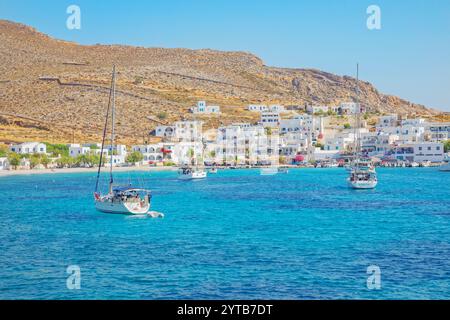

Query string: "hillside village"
[[1, 100, 449, 172]]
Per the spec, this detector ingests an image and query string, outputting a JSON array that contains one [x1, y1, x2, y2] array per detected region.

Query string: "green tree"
[[444, 140, 450, 153], [29, 154, 41, 169], [88, 154, 101, 167], [0, 146, 7, 157], [126, 151, 144, 164], [343, 123, 351, 129], [7, 152, 21, 169], [75, 154, 89, 167], [57, 155, 74, 168], [40, 154, 51, 168], [44, 143, 69, 157]]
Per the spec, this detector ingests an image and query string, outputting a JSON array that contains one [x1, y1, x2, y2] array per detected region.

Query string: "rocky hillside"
[[0, 20, 439, 144]]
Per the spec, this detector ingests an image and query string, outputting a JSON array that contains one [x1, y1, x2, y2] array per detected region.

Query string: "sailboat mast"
[[109, 65, 116, 186], [356, 63, 362, 156], [355, 63, 361, 156], [95, 66, 115, 193]]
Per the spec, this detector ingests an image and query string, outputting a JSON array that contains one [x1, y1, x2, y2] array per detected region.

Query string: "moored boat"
[[178, 166, 207, 180], [93, 66, 152, 215], [347, 64, 378, 190]]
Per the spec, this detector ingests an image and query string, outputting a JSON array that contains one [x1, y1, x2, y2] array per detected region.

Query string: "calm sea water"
[[0, 168, 449, 299]]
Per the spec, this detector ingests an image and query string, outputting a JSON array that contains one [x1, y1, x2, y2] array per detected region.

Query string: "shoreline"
[[0, 165, 440, 178], [0, 166, 177, 177]]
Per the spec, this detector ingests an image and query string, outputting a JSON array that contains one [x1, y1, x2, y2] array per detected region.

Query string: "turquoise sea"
[[0, 168, 449, 299]]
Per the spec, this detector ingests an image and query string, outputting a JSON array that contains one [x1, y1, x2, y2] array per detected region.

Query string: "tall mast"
[[356, 63, 361, 156], [354, 63, 360, 157], [109, 65, 116, 187], [95, 66, 115, 193]]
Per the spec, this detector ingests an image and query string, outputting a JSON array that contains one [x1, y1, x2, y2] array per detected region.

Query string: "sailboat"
[[94, 66, 152, 214], [347, 64, 378, 189]]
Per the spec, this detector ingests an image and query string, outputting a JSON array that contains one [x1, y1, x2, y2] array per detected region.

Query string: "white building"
[[0, 157, 10, 170], [377, 114, 399, 128], [248, 105, 268, 112], [260, 112, 280, 128], [361, 132, 400, 156], [268, 105, 285, 113], [106, 144, 127, 156], [215, 124, 273, 165], [425, 122, 450, 142], [68, 144, 92, 158], [337, 102, 359, 115], [280, 114, 324, 143], [324, 133, 355, 151], [190, 101, 220, 114], [9, 142, 47, 155], [279, 132, 309, 163], [306, 105, 332, 114], [388, 142, 444, 163], [380, 123, 426, 143], [248, 104, 285, 113], [173, 141, 204, 166], [155, 125, 176, 139], [132, 144, 164, 163], [174, 120, 203, 142]]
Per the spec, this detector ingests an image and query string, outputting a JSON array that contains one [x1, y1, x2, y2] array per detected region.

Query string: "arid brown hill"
[[0, 20, 440, 144]]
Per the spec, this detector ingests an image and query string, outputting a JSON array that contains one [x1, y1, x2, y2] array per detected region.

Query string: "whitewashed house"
[[248, 105, 268, 112], [268, 105, 285, 112], [260, 112, 280, 128], [306, 105, 331, 114], [361, 132, 400, 156], [388, 142, 444, 163], [324, 133, 355, 151], [377, 114, 399, 128], [0, 157, 10, 170], [215, 124, 271, 165], [155, 125, 176, 139], [190, 101, 220, 114], [174, 120, 203, 142], [132, 144, 164, 164], [106, 144, 127, 156], [173, 141, 204, 166], [9, 142, 47, 155], [425, 122, 450, 142], [68, 144, 92, 158], [279, 132, 309, 162], [337, 102, 359, 115]]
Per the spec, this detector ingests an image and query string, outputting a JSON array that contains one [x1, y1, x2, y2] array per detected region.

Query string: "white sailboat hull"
[[439, 163, 450, 172], [348, 178, 378, 189], [95, 199, 150, 215]]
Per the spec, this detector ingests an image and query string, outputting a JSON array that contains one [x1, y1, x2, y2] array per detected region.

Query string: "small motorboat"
[[260, 167, 278, 176], [178, 166, 207, 180]]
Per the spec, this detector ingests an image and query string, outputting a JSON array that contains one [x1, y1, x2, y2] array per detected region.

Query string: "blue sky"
[[1, 0, 449, 110]]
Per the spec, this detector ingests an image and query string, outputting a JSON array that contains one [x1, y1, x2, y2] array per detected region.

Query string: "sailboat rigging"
[[347, 64, 378, 189], [94, 66, 152, 214]]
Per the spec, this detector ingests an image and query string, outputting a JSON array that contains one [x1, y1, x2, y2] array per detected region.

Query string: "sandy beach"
[[0, 165, 178, 177]]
